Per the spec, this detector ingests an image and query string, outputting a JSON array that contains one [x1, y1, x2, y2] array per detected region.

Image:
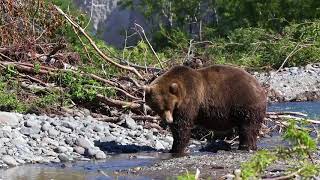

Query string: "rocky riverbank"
[[1, 64, 320, 174], [0, 111, 196, 168], [255, 63, 320, 102]]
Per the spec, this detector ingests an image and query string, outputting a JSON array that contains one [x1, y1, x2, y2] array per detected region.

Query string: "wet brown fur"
[[145, 65, 267, 154]]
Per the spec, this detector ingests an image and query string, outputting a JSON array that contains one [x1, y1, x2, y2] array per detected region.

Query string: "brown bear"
[[144, 65, 267, 154]]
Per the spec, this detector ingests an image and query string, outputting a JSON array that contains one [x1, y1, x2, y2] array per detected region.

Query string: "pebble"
[[76, 137, 94, 149], [2, 155, 18, 166], [57, 126, 72, 133], [19, 127, 41, 135], [58, 154, 70, 162], [0, 112, 20, 126], [48, 128, 60, 137], [55, 146, 68, 153], [121, 114, 137, 130], [74, 146, 85, 155], [95, 151, 107, 159]]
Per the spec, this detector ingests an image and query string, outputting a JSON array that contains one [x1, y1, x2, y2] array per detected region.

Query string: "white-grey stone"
[[154, 140, 165, 150], [19, 127, 40, 135], [41, 122, 51, 131], [58, 154, 70, 162], [25, 120, 41, 128], [62, 121, 77, 130], [86, 148, 98, 157], [74, 146, 85, 155], [95, 151, 107, 159], [55, 146, 68, 153], [76, 137, 94, 149], [48, 128, 60, 137], [2, 155, 18, 166], [0, 112, 19, 126], [93, 126, 104, 132], [58, 126, 72, 133], [121, 114, 137, 130]]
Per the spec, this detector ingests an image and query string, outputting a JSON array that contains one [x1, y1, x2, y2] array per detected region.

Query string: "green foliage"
[[241, 119, 320, 179], [282, 120, 317, 156], [0, 76, 27, 113], [214, 0, 320, 33], [241, 150, 277, 179], [32, 92, 60, 108], [58, 71, 116, 102], [34, 63, 41, 74], [176, 172, 196, 180], [120, 0, 320, 69]]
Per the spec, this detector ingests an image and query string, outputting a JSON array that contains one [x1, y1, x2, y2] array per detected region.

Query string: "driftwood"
[[266, 111, 308, 117], [267, 111, 320, 124], [262, 168, 303, 180], [96, 94, 142, 110], [96, 115, 161, 122]]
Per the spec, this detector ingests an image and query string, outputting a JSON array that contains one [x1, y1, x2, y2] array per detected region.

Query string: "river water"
[[1, 102, 319, 180]]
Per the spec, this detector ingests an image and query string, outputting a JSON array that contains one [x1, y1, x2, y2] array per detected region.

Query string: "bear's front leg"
[[169, 123, 192, 155]]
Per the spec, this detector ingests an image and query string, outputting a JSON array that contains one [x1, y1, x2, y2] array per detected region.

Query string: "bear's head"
[[144, 82, 183, 124]]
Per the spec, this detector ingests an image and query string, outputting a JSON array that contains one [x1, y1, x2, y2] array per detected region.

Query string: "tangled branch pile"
[[0, 0, 163, 123]]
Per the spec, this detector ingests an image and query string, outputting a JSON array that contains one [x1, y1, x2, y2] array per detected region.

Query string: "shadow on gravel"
[[95, 141, 158, 153]]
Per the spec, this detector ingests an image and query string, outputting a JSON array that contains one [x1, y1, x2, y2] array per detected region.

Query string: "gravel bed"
[[0, 111, 193, 168], [255, 63, 320, 102]]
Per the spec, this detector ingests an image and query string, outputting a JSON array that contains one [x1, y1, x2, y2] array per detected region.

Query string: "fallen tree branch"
[[0, 61, 140, 100], [134, 23, 164, 69], [268, 114, 320, 124], [266, 111, 308, 117], [118, 58, 162, 72], [0, 64, 49, 87], [263, 168, 303, 180], [95, 115, 161, 122], [96, 94, 142, 109], [118, 76, 143, 88], [54, 5, 144, 79]]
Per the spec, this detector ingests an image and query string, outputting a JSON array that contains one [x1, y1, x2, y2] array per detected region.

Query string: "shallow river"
[[1, 102, 320, 180]]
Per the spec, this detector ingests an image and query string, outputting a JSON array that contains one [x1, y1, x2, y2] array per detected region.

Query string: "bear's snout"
[[163, 110, 173, 123]]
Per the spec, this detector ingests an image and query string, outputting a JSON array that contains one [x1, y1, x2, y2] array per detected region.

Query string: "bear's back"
[[198, 65, 266, 107]]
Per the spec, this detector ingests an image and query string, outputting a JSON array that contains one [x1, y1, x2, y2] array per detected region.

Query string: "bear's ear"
[[169, 83, 179, 95]]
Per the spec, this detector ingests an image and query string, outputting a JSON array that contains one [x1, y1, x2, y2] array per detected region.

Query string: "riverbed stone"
[[0, 112, 19, 126], [57, 126, 72, 133], [25, 120, 41, 128], [93, 125, 104, 132], [154, 140, 165, 150], [41, 122, 51, 132], [120, 114, 137, 130], [19, 127, 40, 136], [74, 146, 85, 155], [58, 154, 70, 162], [86, 148, 98, 157], [48, 128, 60, 137], [76, 137, 94, 149], [62, 121, 77, 130], [95, 151, 107, 159], [55, 146, 68, 153], [2, 155, 18, 166]]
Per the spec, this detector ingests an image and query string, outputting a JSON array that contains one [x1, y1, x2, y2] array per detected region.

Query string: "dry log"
[[96, 94, 142, 109], [266, 111, 308, 117], [95, 115, 161, 122], [263, 168, 302, 180]]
